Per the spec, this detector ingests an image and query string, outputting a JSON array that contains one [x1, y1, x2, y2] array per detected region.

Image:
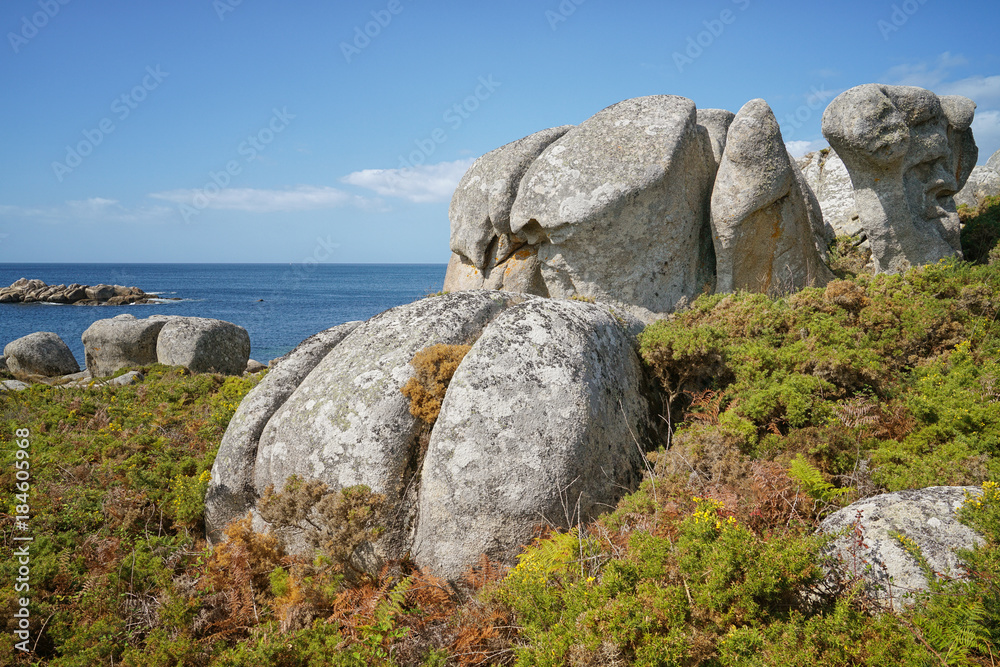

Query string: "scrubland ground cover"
[[3, 196, 1000, 665]]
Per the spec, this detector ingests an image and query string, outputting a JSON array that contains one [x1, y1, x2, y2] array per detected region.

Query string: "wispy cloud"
[[148, 185, 373, 213], [342, 158, 475, 203], [0, 198, 174, 224], [884, 52, 969, 89]]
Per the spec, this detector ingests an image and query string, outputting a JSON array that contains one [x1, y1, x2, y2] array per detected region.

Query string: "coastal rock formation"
[[82, 314, 169, 377], [0, 278, 171, 306], [797, 148, 863, 238], [251, 292, 524, 556], [206, 321, 362, 543], [711, 99, 834, 293], [413, 299, 658, 580], [955, 153, 1000, 209], [697, 108, 736, 168], [508, 95, 718, 320], [156, 317, 250, 376], [819, 486, 984, 610], [821, 84, 978, 273], [3, 332, 80, 378]]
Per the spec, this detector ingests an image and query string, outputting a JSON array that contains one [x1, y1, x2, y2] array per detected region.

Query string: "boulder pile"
[[0, 278, 175, 306]]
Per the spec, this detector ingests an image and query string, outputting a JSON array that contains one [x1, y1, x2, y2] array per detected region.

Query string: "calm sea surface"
[[0, 264, 448, 366]]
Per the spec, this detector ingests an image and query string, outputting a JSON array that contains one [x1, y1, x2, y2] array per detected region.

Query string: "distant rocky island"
[[0, 278, 178, 306]]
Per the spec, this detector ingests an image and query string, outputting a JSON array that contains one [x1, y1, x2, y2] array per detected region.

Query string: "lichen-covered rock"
[[1, 380, 29, 391], [697, 108, 735, 168], [155, 317, 250, 375], [797, 148, 863, 238], [449, 126, 573, 270], [4, 332, 80, 378], [442, 243, 549, 296], [251, 291, 527, 557], [82, 314, 169, 377], [509, 95, 718, 320], [955, 163, 1000, 209], [412, 299, 661, 580], [819, 486, 984, 610], [205, 321, 361, 543], [711, 99, 834, 294], [821, 84, 978, 273]]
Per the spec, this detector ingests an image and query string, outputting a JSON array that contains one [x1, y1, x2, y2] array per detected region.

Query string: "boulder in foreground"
[[3, 332, 80, 378]]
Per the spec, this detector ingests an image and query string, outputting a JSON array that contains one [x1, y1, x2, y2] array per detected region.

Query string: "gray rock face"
[[988, 148, 1000, 174], [3, 332, 80, 378], [819, 486, 984, 610], [0, 355, 6, 372], [82, 314, 169, 377], [252, 292, 526, 556], [156, 317, 250, 375], [697, 108, 736, 168], [442, 245, 549, 297], [449, 126, 573, 271], [412, 299, 659, 580], [1, 380, 29, 391], [711, 99, 834, 294], [205, 321, 362, 543], [955, 164, 1000, 209], [821, 84, 978, 273], [797, 148, 863, 238], [0, 279, 163, 305], [509, 95, 718, 320]]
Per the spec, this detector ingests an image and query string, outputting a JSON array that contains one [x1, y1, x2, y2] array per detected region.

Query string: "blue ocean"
[[0, 264, 448, 367]]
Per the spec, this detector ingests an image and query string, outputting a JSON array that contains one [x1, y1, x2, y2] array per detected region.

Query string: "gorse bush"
[[401, 343, 472, 425]]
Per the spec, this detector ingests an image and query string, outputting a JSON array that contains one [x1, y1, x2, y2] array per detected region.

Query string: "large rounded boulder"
[[82, 314, 169, 377], [3, 332, 80, 378], [156, 317, 250, 375], [412, 298, 660, 580]]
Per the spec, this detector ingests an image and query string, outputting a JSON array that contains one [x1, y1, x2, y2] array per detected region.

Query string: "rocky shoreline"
[[0, 278, 179, 306]]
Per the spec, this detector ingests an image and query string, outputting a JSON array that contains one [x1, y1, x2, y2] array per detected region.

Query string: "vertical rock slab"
[[711, 99, 834, 294], [697, 108, 736, 169], [821, 84, 978, 273], [252, 291, 527, 558], [509, 95, 718, 320], [412, 299, 662, 580], [797, 148, 863, 238], [205, 321, 361, 543]]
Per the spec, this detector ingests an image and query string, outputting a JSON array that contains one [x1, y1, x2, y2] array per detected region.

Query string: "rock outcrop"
[[819, 486, 984, 610], [955, 150, 1000, 209], [711, 99, 834, 293], [797, 148, 863, 238], [413, 299, 659, 579], [156, 318, 251, 376], [205, 321, 362, 543], [508, 95, 718, 320], [0, 278, 173, 305], [82, 314, 170, 377], [3, 332, 80, 378], [697, 108, 736, 168], [821, 84, 978, 273]]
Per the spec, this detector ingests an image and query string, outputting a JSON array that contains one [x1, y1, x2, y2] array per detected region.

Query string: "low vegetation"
[[3, 199, 1000, 665]]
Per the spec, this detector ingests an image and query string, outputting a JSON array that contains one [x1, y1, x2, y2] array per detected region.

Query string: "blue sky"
[[1, 0, 998, 264]]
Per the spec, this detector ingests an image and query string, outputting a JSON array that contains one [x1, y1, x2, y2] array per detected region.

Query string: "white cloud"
[[972, 110, 1000, 161], [785, 140, 827, 159], [885, 52, 968, 89], [149, 185, 370, 213], [0, 198, 173, 224], [342, 158, 475, 203], [938, 75, 1000, 109]]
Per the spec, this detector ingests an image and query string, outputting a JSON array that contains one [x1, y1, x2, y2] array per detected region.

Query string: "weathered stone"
[[509, 95, 718, 320], [85, 285, 117, 301], [442, 242, 548, 296], [711, 99, 834, 294], [156, 317, 250, 375], [821, 84, 978, 273], [449, 126, 573, 270], [206, 321, 362, 543], [697, 108, 736, 168], [988, 148, 1000, 174], [3, 332, 80, 378], [0, 355, 6, 372], [109, 370, 143, 386], [797, 148, 864, 238], [819, 486, 984, 610], [955, 164, 1000, 209], [251, 292, 526, 557], [1, 380, 29, 391], [82, 314, 170, 377], [412, 299, 660, 579], [245, 359, 267, 374]]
